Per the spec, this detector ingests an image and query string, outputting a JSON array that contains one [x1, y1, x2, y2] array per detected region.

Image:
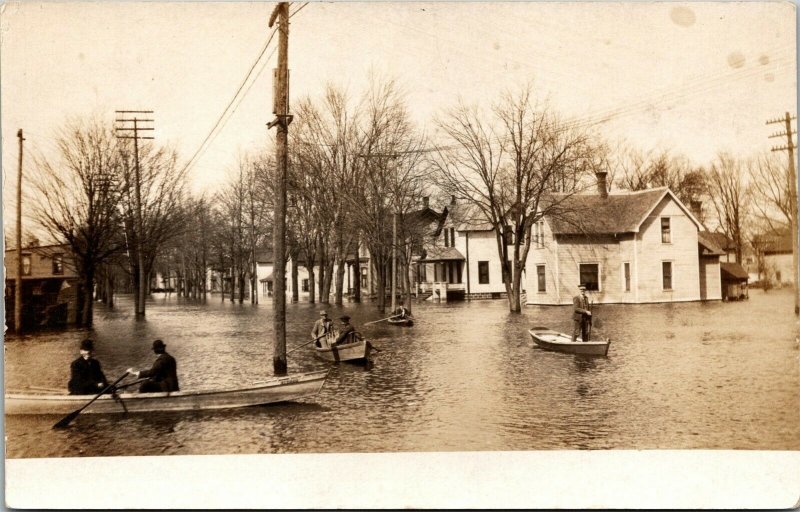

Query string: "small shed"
[[720, 262, 749, 301]]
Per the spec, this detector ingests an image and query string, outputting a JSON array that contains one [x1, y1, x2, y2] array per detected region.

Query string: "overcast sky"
[[1, 1, 796, 220]]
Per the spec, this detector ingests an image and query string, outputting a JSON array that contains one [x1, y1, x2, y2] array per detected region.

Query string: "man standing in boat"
[[333, 315, 362, 347], [572, 284, 592, 342], [127, 339, 180, 393], [68, 339, 109, 394], [311, 310, 334, 347]]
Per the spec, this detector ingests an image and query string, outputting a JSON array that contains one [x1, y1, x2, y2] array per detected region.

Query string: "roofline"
[[633, 188, 703, 232], [5, 243, 71, 252]]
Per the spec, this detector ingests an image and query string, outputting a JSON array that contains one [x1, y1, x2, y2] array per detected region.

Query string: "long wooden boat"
[[388, 317, 414, 327], [314, 338, 372, 363], [528, 327, 610, 356], [5, 369, 329, 416]]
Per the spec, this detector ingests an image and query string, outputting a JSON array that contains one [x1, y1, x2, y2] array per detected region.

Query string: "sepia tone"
[[2, 1, 798, 508]]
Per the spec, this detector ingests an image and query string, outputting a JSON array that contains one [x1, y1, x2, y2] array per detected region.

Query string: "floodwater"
[[5, 289, 799, 458]]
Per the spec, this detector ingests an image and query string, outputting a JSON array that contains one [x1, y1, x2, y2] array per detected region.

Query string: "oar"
[[286, 334, 328, 355], [364, 314, 400, 326], [53, 372, 130, 429]]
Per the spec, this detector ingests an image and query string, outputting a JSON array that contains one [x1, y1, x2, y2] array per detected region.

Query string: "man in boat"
[[311, 310, 335, 347], [571, 284, 592, 342], [68, 339, 109, 395], [391, 305, 410, 320], [127, 339, 180, 393], [333, 315, 362, 347]]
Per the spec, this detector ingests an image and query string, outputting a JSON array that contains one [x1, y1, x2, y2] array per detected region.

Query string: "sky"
[[1, 1, 796, 225]]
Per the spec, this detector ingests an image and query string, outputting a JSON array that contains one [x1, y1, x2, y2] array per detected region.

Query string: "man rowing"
[[127, 339, 180, 393], [333, 315, 363, 347]]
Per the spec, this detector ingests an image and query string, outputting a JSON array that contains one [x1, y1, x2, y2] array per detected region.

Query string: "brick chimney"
[[596, 171, 608, 199], [422, 196, 429, 209], [450, 195, 456, 205]]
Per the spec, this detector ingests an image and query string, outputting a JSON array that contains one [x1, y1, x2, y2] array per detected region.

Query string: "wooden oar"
[[53, 372, 130, 429], [364, 314, 400, 326], [286, 334, 328, 355], [26, 386, 65, 394]]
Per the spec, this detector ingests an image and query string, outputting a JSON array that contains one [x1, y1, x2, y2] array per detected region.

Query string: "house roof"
[[702, 231, 735, 251], [443, 203, 494, 232], [697, 231, 726, 256], [418, 246, 465, 262], [720, 262, 749, 281], [546, 188, 702, 235], [753, 229, 792, 254]]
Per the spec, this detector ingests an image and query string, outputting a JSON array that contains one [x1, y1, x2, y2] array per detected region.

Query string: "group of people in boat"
[[68, 338, 180, 395], [311, 310, 363, 348]]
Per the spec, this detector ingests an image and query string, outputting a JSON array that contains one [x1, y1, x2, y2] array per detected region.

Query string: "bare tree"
[[29, 117, 125, 325], [707, 153, 750, 263], [749, 151, 793, 232], [431, 87, 594, 313]]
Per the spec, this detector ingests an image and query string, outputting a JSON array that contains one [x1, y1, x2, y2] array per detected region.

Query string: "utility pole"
[[116, 110, 154, 317], [15, 129, 25, 333], [767, 112, 799, 315], [268, 2, 292, 375]]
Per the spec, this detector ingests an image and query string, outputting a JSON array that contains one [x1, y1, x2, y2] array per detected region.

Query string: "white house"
[[525, 175, 723, 305]]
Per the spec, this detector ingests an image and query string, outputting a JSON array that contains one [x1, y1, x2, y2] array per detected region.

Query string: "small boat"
[[528, 327, 610, 356], [5, 369, 329, 416], [314, 337, 372, 363], [387, 317, 414, 327]]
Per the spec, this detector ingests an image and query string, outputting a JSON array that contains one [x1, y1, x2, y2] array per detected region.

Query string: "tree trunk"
[[353, 244, 361, 303], [308, 265, 316, 304], [317, 254, 326, 302], [82, 271, 94, 326], [335, 258, 346, 305], [321, 259, 334, 304], [291, 255, 299, 303]]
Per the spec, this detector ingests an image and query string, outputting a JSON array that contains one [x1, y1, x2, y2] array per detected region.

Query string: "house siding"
[[458, 229, 510, 295]]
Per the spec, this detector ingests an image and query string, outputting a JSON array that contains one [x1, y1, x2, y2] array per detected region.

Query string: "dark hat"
[[152, 339, 166, 351], [339, 315, 350, 322], [80, 339, 95, 351], [578, 284, 587, 291]]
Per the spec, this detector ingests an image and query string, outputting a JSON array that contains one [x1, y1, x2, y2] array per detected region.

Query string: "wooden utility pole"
[[269, 2, 292, 375], [768, 112, 799, 315], [15, 129, 25, 333], [116, 110, 154, 317]]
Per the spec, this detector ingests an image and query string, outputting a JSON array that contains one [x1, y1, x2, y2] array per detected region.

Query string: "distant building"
[[752, 228, 794, 286], [4, 244, 81, 329], [525, 174, 723, 304]]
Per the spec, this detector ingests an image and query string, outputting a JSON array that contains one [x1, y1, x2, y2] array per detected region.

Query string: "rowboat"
[[387, 317, 414, 327], [5, 369, 329, 416], [528, 327, 610, 356], [314, 337, 372, 363]]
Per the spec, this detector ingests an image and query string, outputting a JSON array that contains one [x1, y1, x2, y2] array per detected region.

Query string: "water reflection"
[[5, 290, 800, 457]]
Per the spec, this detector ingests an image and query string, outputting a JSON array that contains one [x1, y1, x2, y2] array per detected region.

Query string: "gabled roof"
[[442, 203, 494, 232], [721, 262, 749, 281], [547, 188, 702, 235], [698, 231, 726, 256], [702, 231, 736, 252], [404, 207, 442, 228]]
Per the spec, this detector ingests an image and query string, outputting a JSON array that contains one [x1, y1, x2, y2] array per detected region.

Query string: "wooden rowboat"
[[528, 327, 610, 356], [5, 369, 329, 416], [387, 317, 414, 327], [314, 337, 372, 363]]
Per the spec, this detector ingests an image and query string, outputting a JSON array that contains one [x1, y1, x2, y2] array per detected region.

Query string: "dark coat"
[[139, 352, 180, 392], [68, 357, 109, 395], [334, 324, 361, 345], [572, 294, 590, 321]]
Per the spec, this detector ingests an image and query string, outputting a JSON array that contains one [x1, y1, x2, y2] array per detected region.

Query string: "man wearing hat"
[[311, 310, 334, 346], [572, 284, 592, 342], [127, 339, 180, 393], [333, 315, 361, 347], [68, 339, 109, 394]]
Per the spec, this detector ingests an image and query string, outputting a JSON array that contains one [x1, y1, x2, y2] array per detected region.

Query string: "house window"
[[449, 228, 455, 247], [503, 225, 514, 246], [478, 261, 489, 284], [52, 254, 64, 275], [361, 267, 368, 288], [444, 229, 449, 247], [537, 265, 546, 292], [579, 263, 600, 291], [302, 278, 309, 292], [662, 261, 673, 290], [419, 264, 427, 282], [21, 254, 31, 276], [534, 221, 545, 248], [661, 217, 671, 243], [623, 262, 630, 292]]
